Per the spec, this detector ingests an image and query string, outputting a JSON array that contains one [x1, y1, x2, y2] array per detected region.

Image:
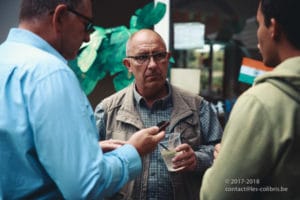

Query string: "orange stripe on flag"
[[242, 57, 273, 71]]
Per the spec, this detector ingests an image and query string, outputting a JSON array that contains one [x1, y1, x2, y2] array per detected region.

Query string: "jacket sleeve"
[[94, 102, 107, 140], [195, 100, 223, 173]]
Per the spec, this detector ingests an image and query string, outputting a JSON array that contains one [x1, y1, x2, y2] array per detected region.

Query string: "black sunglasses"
[[67, 7, 95, 34]]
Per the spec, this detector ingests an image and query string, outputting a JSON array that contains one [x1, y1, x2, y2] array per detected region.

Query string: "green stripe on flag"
[[238, 73, 255, 85]]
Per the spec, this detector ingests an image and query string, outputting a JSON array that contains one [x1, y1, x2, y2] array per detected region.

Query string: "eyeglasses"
[[67, 7, 95, 34], [126, 52, 168, 65]]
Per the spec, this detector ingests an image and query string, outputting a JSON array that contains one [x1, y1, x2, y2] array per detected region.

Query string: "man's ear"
[[270, 18, 281, 41], [123, 58, 132, 72], [51, 4, 68, 33]]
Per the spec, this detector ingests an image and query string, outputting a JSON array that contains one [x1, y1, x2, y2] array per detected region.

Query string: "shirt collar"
[[133, 80, 173, 109]]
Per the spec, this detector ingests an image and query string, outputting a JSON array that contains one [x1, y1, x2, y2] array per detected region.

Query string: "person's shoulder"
[[6, 46, 71, 88], [103, 86, 130, 100], [101, 85, 131, 108], [234, 82, 286, 116], [17, 42, 68, 73], [171, 84, 202, 100], [246, 81, 285, 102], [171, 84, 204, 110]]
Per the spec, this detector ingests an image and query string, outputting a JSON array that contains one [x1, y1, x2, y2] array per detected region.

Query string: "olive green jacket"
[[200, 56, 300, 200]]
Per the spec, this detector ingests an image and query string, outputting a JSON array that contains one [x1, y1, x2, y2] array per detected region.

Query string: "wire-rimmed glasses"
[[126, 51, 168, 65]]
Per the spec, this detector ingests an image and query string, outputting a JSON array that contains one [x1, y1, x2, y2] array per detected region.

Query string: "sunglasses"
[[67, 7, 95, 34]]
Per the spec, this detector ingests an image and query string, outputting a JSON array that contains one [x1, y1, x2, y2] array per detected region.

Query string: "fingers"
[[142, 126, 165, 142], [172, 144, 197, 171], [146, 126, 160, 135], [101, 139, 126, 146], [128, 126, 166, 156], [174, 153, 196, 171], [183, 154, 197, 170], [214, 143, 221, 161], [213, 150, 218, 160], [99, 140, 125, 152], [154, 130, 166, 142], [215, 143, 221, 152], [110, 139, 127, 145]]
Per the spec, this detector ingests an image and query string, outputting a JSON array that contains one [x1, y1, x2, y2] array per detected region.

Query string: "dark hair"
[[19, 0, 82, 20], [261, 0, 300, 49]]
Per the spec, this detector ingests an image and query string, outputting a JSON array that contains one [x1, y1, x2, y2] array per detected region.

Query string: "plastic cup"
[[159, 132, 185, 172]]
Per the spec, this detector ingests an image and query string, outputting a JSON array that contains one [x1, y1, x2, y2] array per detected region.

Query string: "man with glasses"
[[95, 29, 223, 199], [66, 6, 95, 34], [0, 1, 165, 199]]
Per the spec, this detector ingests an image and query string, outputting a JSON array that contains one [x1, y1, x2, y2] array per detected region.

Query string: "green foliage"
[[68, 2, 167, 95], [130, 2, 166, 29]]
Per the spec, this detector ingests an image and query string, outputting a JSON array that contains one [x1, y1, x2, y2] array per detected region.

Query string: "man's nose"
[[149, 55, 158, 64]]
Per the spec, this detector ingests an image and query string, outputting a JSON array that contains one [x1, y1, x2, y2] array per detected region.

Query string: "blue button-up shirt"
[[0, 28, 141, 199]]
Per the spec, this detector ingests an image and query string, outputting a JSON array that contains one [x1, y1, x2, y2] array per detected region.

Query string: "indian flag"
[[238, 57, 273, 85]]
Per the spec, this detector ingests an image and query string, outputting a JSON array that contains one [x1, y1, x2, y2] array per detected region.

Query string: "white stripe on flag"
[[240, 65, 267, 77]]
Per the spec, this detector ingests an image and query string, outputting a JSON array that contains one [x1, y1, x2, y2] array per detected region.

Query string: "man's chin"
[[145, 80, 165, 91], [146, 74, 166, 82]]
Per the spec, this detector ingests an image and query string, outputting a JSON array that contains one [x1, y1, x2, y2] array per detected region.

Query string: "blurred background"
[[0, 0, 261, 127]]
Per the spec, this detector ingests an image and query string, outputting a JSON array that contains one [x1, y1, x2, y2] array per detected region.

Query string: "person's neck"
[[280, 51, 300, 63], [277, 39, 300, 64], [137, 84, 168, 108], [19, 19, 54, 44]]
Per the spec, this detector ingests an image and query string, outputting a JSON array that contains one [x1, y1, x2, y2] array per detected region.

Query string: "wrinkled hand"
[[172, 143, 197, 171], [99, 139, 126, 153], [128, 126, 165, 156], [214, 143, 221, 161]]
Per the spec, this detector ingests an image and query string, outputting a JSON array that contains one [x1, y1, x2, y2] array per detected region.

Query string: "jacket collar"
[[132, 81, 172, 109], [254, 56, 300, 88], [116, 82, 196, 130], [254, 56, 300, 103]]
